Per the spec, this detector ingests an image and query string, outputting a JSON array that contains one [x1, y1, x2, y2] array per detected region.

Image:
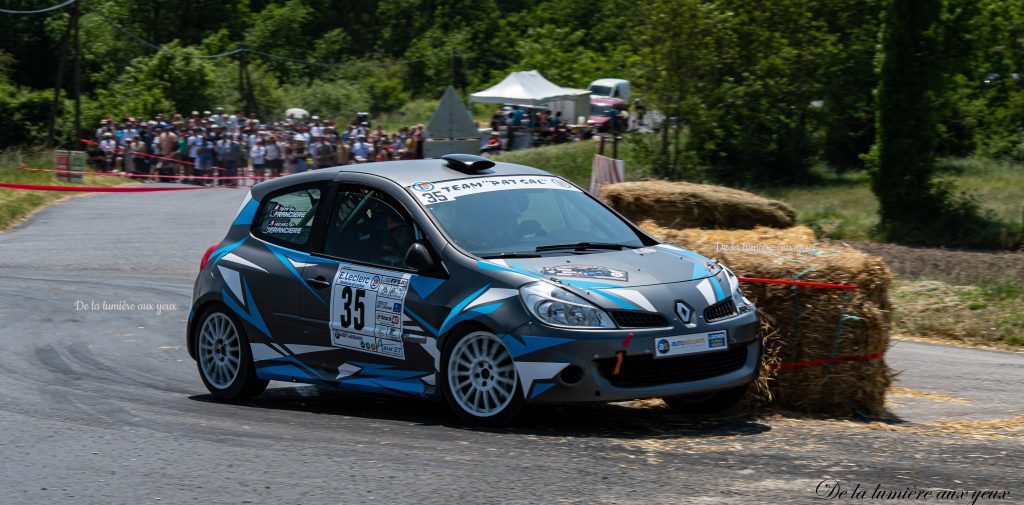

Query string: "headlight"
[[723, 267, 751, 308], [519, 282, 615, 328]]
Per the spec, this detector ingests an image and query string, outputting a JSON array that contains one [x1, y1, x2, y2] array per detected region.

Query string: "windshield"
[[590, 104, 615, 117], [588, 85, 613, 97], [408, 176, 644, 257]]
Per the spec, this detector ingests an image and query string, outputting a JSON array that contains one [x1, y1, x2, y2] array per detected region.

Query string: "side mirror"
[[404, 242, 434, 272]]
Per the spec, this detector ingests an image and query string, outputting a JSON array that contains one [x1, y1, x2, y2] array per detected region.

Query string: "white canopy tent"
[[469, 70, 586, 106]]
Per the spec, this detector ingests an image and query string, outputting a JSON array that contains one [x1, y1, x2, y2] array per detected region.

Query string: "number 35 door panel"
[[298, 261, 440, 376]]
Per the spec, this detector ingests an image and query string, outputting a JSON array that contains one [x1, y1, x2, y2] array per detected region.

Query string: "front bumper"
[[511, 310, 762, 403]]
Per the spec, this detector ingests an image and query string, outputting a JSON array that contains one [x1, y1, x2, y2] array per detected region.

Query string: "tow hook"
[[612, 351, 625, 376]]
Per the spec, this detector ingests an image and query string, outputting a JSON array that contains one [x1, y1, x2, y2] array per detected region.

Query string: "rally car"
[[187, 154, 762, 424]]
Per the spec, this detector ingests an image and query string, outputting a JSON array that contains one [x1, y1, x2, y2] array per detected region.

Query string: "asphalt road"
[[0, 187, 1019, 504]]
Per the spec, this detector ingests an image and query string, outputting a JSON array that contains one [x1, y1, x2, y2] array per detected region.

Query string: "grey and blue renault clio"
[[188, 154, 762, 424]]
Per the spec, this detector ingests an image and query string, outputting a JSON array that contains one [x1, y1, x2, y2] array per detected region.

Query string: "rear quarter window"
[[253, 185, 323, 248]]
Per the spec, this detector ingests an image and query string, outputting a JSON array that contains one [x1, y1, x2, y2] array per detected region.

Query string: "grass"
[[892, 278, 1024, 347], [938, 157, 1024, 224], [759, 158, 1024, 241], [492, 138, 1024, 243], [372, 99, 497, 132], [492, 138, 646, 187], [0, 147, 126, 232], [757, 168, 880, 241], [373, 99, 439, 132]]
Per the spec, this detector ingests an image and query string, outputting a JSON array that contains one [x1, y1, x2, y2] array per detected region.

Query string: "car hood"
[[589, 115, 611, 124], [481, 244, 723, 288], [477, 244, 737, 312]]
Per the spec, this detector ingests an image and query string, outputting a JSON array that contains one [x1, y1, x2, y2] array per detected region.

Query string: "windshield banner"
[[408, 176, 579, 204]]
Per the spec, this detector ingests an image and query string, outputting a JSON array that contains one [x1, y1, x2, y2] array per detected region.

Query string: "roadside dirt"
[[833, 240, 1024, 285]]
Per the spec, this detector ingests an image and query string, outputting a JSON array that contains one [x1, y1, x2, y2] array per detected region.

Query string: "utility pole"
[[238, 46, 246, 112], [47, 12, 74, 147], [451, 48, 459, 92], [237, 47, 257, 118], [72, 0, 82, 145]]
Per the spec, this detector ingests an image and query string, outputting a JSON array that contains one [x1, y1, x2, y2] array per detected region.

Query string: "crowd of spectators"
[[87, 103, 607, 185], [88, 107, 428, 185]]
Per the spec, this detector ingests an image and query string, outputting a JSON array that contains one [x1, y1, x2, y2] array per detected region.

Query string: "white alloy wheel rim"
[[448, 331, 518, 417], [198, 312, 242, 389]]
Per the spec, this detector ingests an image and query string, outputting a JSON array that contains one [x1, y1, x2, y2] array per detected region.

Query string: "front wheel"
[[195, 306, 268, 400], [662, 384, 748, 415], [440, 329, 523, 425]]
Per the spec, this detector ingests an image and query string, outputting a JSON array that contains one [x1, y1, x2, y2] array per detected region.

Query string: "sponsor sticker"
[[408, 175, 580, 204], [541, 265, 628, 282], [329, 265, 411, 360], [654, 330, 729, 359]]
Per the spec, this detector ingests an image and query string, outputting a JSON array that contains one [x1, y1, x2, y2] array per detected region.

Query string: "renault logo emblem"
[[675, 301, 692, 323]]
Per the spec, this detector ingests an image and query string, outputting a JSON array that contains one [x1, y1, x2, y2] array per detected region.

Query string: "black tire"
[[662, 383, 748, 415], [440, 328, 524, 425], [195, 305, 268, 400]]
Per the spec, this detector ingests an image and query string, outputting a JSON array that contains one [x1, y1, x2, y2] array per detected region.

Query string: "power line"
[[98, 13, 246, 59], [97, 12, 455, 68], [0, 0, 76, 14]]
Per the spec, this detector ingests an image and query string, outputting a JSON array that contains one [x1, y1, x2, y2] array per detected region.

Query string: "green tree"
[[869, 0, 1007, 246], [817, 0, 881, 170]]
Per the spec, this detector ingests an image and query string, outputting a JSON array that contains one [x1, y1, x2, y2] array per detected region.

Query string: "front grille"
[[703, 298, 738, 322], [609, 310, 670, 328], [596, 345, 748, 388]]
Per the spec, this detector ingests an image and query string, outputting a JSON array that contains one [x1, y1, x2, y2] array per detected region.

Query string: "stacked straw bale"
[[638, 221, 893, 417], [602, 180, 797, 230]]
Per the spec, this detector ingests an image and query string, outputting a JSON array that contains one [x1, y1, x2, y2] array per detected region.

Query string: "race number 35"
[[339, 286, 365, 330], [423, 191, 448, 203]]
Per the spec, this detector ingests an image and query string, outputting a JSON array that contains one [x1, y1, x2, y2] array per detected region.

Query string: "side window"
[[323, 187, 419, 269], [254, 186, 322, 247]]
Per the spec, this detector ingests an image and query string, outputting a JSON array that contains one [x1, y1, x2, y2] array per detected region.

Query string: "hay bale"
[[643, 222, 893, 417], [603, 180, 797, 230], [638, 221, 815, 250]]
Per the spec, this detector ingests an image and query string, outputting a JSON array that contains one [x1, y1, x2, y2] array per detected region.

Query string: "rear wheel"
[[441, 329, 523, 425], [196, 307, 268, 400], [662, 384, 748, 415]]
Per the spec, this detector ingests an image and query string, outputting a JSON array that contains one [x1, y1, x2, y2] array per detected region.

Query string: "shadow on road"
[[189, 385, 772, 440]]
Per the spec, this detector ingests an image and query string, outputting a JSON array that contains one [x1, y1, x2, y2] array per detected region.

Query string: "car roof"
[[589, 78, 628, 87], [250, 159, 555, 200]]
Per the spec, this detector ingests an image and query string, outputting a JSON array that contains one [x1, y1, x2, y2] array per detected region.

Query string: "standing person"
[[219, 135, 242, 186], [335, 136, 350, 165], [264, 134, 283, 178], [312, 135, 335, 168], [195, 136, 215, 185], [286, 139, 308, 174], [374, 141, 391, 162], [123, 137, 139, 175], [99, 132, 117, 172], [227, 110, 241, 135], [187, 129, 203, 167], [510, 106, 524, 127], [550, 111, 562, 128], [351, 135, 371, 163], [175, 132, 189, 182], [413, 125, 424, 159], [251, 139, 267, 181]]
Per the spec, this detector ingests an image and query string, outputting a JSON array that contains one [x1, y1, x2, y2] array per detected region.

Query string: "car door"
[[241, 182, 329, 372], [297, 181, 446, 395]]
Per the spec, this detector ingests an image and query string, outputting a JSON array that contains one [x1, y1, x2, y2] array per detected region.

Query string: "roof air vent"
[[441, 154, 495, 173]]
